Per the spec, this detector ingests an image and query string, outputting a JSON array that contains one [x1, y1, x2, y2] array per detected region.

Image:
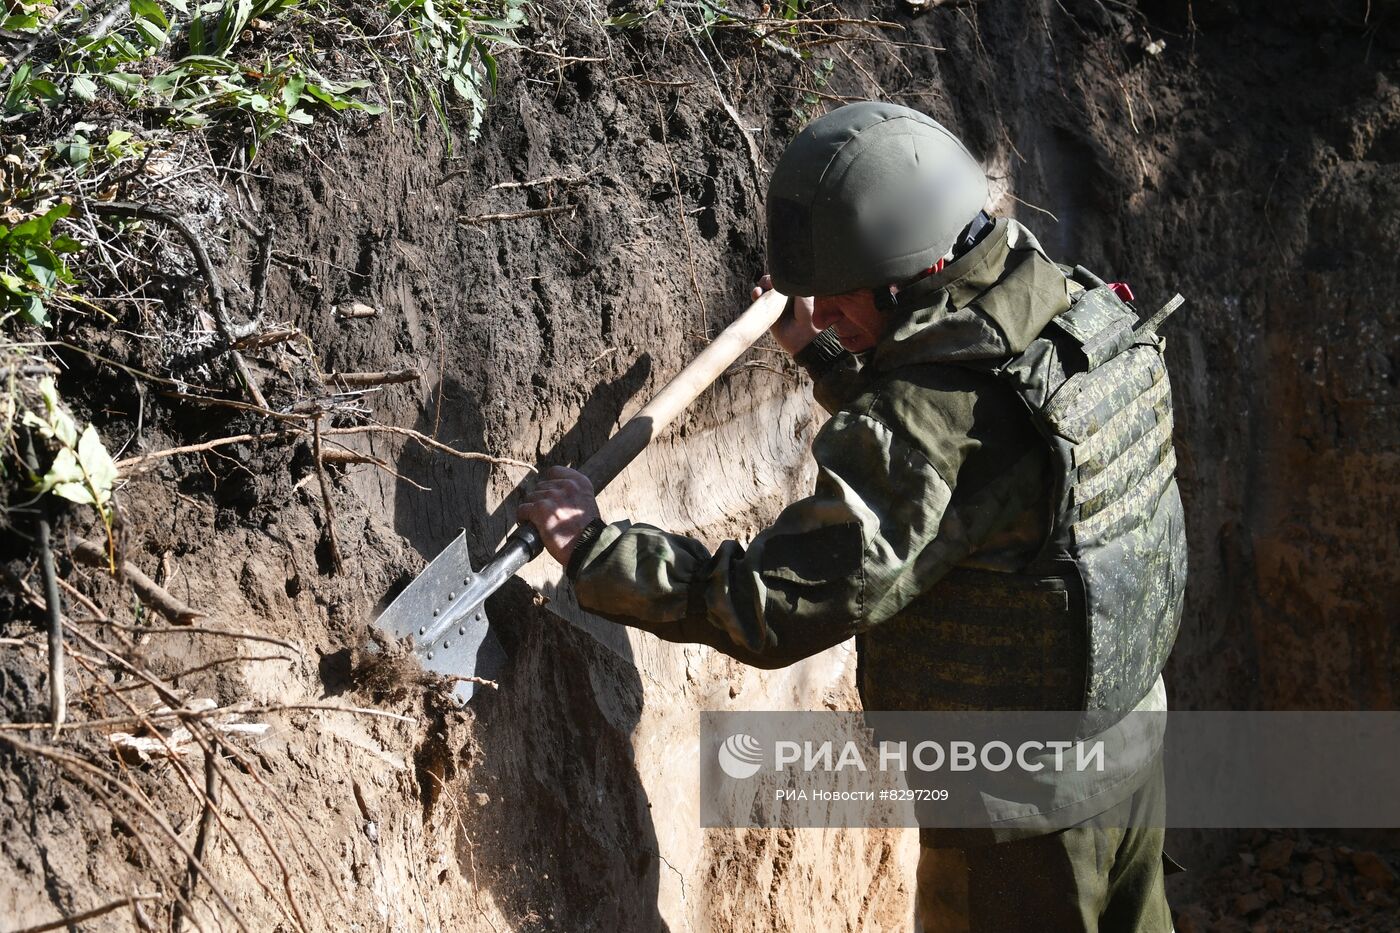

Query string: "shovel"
[[373, 288, 790, 703]]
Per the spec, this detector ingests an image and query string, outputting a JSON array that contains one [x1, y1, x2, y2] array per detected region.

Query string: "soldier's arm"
[[565, 408, 970, 668]]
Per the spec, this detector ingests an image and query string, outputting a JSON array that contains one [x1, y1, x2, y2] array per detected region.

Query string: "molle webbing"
[[859, 281, 1187, 715]]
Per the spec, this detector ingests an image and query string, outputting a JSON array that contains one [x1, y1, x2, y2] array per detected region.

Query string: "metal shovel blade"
[[373, 531, 513, 705]]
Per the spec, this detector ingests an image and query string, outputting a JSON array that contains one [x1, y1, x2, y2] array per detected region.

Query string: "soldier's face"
[[812, 290, 888, 353]]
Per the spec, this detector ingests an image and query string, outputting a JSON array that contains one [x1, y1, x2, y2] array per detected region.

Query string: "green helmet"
[[766, 102, 989, 298]]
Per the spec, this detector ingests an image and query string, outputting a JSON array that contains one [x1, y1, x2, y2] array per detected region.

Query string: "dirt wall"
[[3, 0, 1399, 930]]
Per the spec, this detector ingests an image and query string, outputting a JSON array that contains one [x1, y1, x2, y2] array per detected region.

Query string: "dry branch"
[[310, 418, 345, 575], [87, 201, 268, 408], [487, 172, 595, 191], [318, 449, 378, 465], [322, 369, 420, 388], [8, 893, 161, 933], [0, 735, 251, 933], [232, 327, 302, 350], [73, 539, 202, 625], [117, 425, 532, 477], [73, 620, 300, 652], [115, 431, 286, 476], [173, 751, 221, 933], [321, 424, 536, 472], [335, 302, 379, 319], [458, 205, 577, 225], [22, 435, 66, 735]]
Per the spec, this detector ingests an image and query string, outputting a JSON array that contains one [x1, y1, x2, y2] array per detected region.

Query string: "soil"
[[3, 0, 1399, 930]]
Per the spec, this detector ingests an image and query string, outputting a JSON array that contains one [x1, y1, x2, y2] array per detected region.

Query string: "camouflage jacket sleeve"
[[567, 405, 969, 668]]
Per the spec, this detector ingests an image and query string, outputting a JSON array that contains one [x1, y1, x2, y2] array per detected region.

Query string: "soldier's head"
[[766, 101, 989, 352]]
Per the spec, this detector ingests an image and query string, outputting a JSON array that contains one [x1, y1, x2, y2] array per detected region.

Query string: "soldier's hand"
[[518, 466, 601, 566], [753, 274, 819, 356]]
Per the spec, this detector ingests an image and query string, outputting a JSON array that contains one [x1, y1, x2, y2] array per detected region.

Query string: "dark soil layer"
[[3, 0, 1399, 929]]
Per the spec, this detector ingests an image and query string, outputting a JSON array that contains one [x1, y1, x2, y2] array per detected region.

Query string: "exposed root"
[[73, 539, 203, 626]]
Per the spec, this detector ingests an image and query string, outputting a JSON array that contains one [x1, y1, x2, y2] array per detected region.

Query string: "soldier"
[[518, 101, 1186, 932]]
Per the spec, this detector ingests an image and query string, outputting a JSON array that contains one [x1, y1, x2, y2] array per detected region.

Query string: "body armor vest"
[[860, 280, 1188, 717]]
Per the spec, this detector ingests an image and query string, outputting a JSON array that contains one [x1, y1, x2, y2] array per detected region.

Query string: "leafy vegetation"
[[384, 0, 528, 142], [0, 204, 81, 328], [20, 375, 118, 533], [2, 0, 385, 158]]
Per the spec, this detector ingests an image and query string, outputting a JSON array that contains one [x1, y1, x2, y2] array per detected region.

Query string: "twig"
[[37, 511, 65, 738], [0, 735, 251, 933], [73, 540, 203, 625], [322, 369, 420, 388], [173, 749, 221, 933], [309, 418, 344, 575], [320, 444, 430, 492], [87, 202, 268, 409], [445, 674, 499, 691], [251, 222, 275, 323], [115, 431, 286, 475], [115, 424, 534, 478], [232, 327, 301, 351], [8, 893, 161, 933], [1004, 191, 1061, 223], [486, 171, 595, 191], [52, 577, 133, 649], [322, 424, 536, 472], [458, 205, 577, 225], [0, 0, 100, 83], [612, 75, 695, 88], [22, 434, 65, 737], [0, 698, 414, 733], [94, 654, 293, 695]]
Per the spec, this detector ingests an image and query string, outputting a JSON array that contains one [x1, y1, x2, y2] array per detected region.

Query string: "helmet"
[[766, 102, 989, 298]]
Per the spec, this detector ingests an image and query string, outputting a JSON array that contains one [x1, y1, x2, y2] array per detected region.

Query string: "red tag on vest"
[[1109, 282, 1135, 302]]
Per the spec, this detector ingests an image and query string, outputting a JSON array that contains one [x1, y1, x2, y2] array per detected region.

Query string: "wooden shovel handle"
[[576, 288, 788, 493]]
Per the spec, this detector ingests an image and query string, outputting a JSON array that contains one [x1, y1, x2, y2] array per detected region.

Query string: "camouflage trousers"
[[914, 757, 1175, 932]]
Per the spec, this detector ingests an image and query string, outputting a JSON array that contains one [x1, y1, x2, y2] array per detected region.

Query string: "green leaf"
[[42, 447, 89, 500], [131, 16, 169, 49], [0, 271, 27, 295], [75, 424, 118, 508], [188, 9, 207, 53], [213, 0, 254, 57], [23, 378, 79, 447], [4, 64, 33, 113], [24, 248, 60, 290], [102, 72, 144, 96], [11, 204, 71, 241], [602, 11, 649, 28], [20, 294, 47, 326], [70, 74, 99, 102], [26, 78, 63, 103], [51, 235, 84, 254], [176, 54, 239, 72], [281, 72, 305, 109], [130, 0, 170, 28], [60, 137, 92, 165], [1, 13, 44, 31]]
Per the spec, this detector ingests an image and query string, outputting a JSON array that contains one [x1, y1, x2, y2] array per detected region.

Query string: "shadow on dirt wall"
[[958, 0, 1400, 882], [390, 355, 669, 928]]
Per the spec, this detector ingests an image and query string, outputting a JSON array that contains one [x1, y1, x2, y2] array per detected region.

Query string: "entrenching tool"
[[373, 289, 790, 704]]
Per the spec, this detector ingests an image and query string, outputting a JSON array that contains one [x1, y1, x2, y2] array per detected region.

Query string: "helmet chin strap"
[[872, 211, 994, 314]]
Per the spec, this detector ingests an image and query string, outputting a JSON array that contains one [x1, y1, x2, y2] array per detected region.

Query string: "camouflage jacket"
[[569, 218, 1079, 676]]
